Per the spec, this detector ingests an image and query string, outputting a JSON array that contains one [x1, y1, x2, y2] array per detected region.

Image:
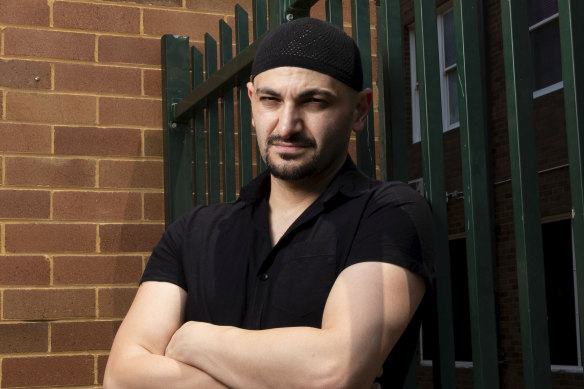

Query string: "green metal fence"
[[161, 0, 583, 387]]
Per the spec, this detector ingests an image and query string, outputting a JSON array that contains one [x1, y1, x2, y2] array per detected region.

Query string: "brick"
[[54, 63, 141, 95], [4, 28, 95, 61], [51, 320, 121, 352], [0, 190, 50, 219], [53, 2, 140, 34], [97, 354, 109, 384], [144, 192, 164, 221], [53, 255, 143, 285], [0, 322, 48, 353], [99, 160, 163, 189], [0, 59, 51, 89], [5, 223, 96, 253], [0, 123, 51, 153], [2, 355, 94, 387], [144, 129, 163, 157], [98, 287, 137, 318], [99, 97, 161, 127], [0, 255, 50, 285], [143, 9, 223, 42], [143, 69, 162, 97], [99, 223, 164, 253], [4, 157, 95, 187], [55, 126, 141, 157], [54, 126, 142, 156], [6, 91, 96, 124], [0, 0, 49, 26], [185, 0, 252, 13], [99, 35, 160, 66], [53, 191, 142, 221], [104, 0, 181, 6], [3, 288, 95, 319]]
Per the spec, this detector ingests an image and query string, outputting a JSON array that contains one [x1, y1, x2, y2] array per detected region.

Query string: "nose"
[[276, 102, 303, 139]]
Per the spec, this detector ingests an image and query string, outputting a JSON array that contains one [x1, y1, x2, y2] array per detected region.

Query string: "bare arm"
[[103, 281, 229, 389], [166, 262, 426, 389]]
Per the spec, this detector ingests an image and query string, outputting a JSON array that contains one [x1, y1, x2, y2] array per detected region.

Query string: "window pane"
[[443, 10, 456, 68], [530, 19, 562, 91], [528, 0, 558, 25], [447, 70, 459, 126], [542, 220, 579, 366]]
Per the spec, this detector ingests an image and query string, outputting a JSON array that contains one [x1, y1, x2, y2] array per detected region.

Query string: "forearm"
[[168, 323, 376, 389], [104, 344, 229, 389]]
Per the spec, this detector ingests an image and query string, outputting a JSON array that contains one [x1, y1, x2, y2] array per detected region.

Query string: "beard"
[[264, 134, 319, 181]]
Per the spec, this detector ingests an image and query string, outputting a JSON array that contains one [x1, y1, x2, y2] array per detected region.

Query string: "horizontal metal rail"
[[173, 37, 263, 122]]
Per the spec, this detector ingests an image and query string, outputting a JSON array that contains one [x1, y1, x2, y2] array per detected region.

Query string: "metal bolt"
[[34, 76, 41, 82], [286, 13, 294, 21], [171, 122, 177, 129]]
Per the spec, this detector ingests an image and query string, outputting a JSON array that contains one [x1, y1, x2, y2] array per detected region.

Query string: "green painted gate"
[[160, 0, 584, 387]]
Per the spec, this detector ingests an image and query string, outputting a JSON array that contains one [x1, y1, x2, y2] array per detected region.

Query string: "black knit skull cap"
[[251, 18, 364, 91]]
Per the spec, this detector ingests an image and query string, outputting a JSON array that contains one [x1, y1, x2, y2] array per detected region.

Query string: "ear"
[[247, 81, 255, 127], [351, 88, 373, 133], [247, 81, 254, 101]]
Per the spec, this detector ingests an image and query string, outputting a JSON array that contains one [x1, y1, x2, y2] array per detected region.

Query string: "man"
[[104, 17, 433, 388]]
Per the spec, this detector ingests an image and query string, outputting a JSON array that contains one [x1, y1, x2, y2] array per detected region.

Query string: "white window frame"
[[409, 27, 422, 144], [530, 11, 564, 98], [409, 7, 459, 145], [437, 9, 460, 132]]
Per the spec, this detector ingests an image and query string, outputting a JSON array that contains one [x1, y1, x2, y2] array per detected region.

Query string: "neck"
[[267, 157, 345, 245]]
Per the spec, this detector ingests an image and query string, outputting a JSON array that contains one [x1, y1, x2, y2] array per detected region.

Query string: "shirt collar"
[[238, 155, 378, 204]]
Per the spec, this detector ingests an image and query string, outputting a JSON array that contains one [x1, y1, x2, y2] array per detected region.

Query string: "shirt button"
[[259, 273, 269, 281]]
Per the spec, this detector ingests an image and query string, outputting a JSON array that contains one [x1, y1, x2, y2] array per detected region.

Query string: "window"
[[420, 237, 472, 365], [410, 8, 459, 144], [543, 219, 582, 370], [529, 0, 563, 97]]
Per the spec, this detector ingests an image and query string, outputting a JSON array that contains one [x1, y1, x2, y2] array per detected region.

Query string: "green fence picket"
[[453, 0, 499, 387], [558, 0, 584, 364], [350, 0, 376, 178], [192, 47, 207, 206], [220, 20, 237, 202], [205, 33, 221, 204], [413, 0, 456, 387], [500, 0, 552, 387], [161, 35, 193, 225], [236, 4, 254, 189]]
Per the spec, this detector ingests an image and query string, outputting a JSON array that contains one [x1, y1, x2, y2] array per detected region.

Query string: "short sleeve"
[[141, 214, 188, 290], [347, 182, 434, 283]]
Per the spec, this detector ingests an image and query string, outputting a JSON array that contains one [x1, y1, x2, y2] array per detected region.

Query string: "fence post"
[[413, 0, 457, 387], [351, 0, 376, 178], [205, 33, 221, 204], [162, 35, 193, 225], [500, 0, 552, 387], [236, 5, 254, 188], [377, 0, 407, 182], [192, 47, 207, 206], [220, 20, 237, 202], [453, 0, 500, 387], [558, 0, 584, 363]]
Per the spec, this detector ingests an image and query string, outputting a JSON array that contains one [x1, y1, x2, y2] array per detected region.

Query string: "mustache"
[[266, 134, 316, 148]]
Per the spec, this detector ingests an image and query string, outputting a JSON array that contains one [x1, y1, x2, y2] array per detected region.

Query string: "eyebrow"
[[255, 87, 336, 100]]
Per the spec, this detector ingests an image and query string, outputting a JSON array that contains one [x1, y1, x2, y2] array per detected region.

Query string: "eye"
[[304, 97, 329, 108], [259, 96, 280, 106]]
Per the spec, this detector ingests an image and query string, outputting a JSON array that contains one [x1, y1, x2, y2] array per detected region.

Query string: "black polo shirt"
[[142, 157, 434, 386]]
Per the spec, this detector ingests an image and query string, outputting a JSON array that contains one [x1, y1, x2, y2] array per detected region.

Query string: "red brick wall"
[[0, 0, 258, 387]]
